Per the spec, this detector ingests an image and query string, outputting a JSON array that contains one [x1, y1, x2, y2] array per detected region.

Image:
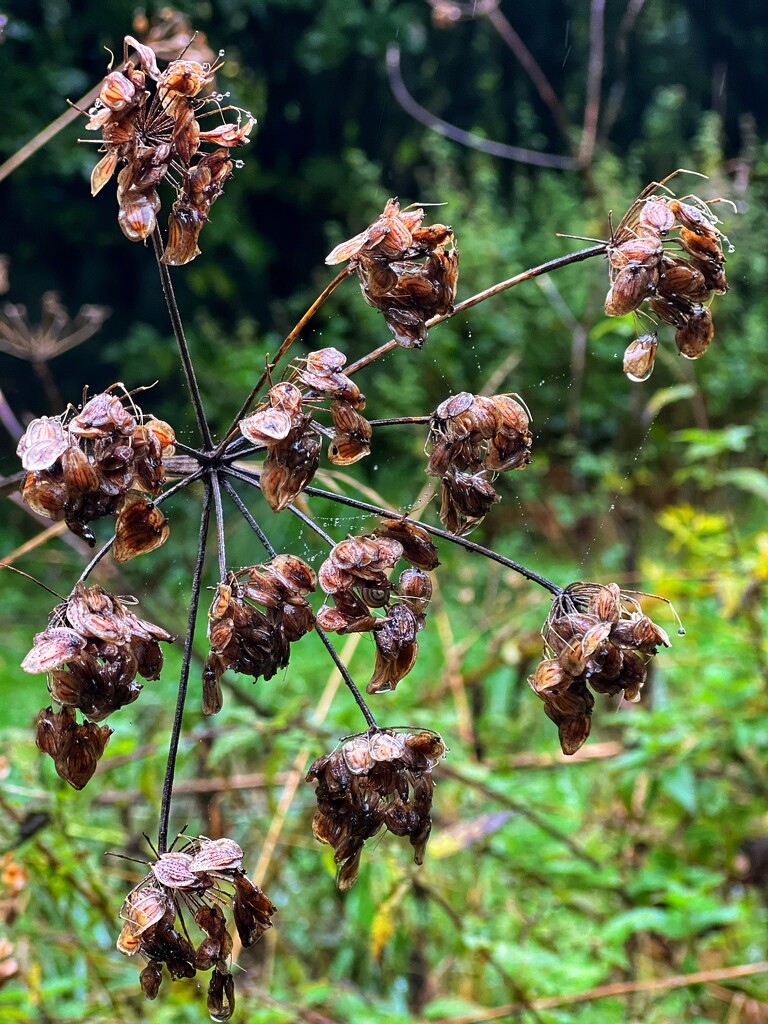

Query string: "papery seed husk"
[[529, 658, 571, 694], [113, 495, 170, 562], [22, 628, 87, 674], [140, 960, 164, 999], [675, 306, 714, 359], [623, 334, 658, 383]]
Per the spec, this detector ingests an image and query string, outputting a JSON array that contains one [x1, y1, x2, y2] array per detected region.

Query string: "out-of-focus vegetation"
[[1, 1, 768, 1021]]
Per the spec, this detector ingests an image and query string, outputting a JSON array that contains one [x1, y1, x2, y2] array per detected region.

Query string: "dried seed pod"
[[22, 627, 87, 674], [151, 852, 209, 891], [35, 705, 112, 789], [231, 873, 276, 947], [189, 837, 244, 878], [207, 968, 235, 1022], [604, 264, 658, 316], [374, 518, 440, 570], [16, 416, 69, 471], [623, 334, 658, 383], [113, 494, 170, 562], [139, 960, 164, 999], [675, 305, 714, 359], [529, 658, 572, 694], [638, 199, 675, 236]]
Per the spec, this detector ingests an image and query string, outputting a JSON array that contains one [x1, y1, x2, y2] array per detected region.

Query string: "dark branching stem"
[[157, 478, 212, 853], [219, 475, 277, 558], [315, 627, 379, 730], [285, 501, 336, 547], [213, 265, 352, 458], [220, 470, 379, 729], [151, 229, 213, 450], [223, 462, 561, 595], [211, 473, 227, 579], [76, 468, 205, 586], [345, 244, 607, 376]]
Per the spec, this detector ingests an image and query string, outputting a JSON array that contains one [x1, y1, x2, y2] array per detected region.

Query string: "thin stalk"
[[220, 470, 378, 729], [211, 473, 227, 579], [214, 265, 352, 456], [151, 229, 213, 449], [301, 483, 563, 595], [76, 468, 205, 586], [315, 627, 379, 730], [345, 244, 606, 376], [157, 478, 212, 853], [285, 501, 336, 546], [367, 415, 431, 427], [218, 475, 277, 558]]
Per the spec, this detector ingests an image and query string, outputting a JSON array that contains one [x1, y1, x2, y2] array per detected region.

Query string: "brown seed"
[[622, 334, 658, 383], [113, 494, 170, 562], [675, 306, 714, 359]]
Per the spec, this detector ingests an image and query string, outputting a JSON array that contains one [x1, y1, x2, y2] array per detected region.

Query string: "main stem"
[[157, 477, 212, 853], [152, 229, 214, 450]]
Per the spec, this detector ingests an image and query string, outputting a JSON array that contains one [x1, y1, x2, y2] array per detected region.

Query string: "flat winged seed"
[[529, 658, 571, 694], [369, 731, 406, 762], [189, 837, 244, 877], [151, 852, 206, 890], [119, 885, 171, 934], [22, 628, 87, 674], [231, 873, 276, 947], [342, 735, 373, 775], [113, 495, 170, 563], [405, 730, 445, 761]]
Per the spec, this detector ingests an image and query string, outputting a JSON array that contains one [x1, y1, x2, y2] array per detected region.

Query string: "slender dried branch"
[[215, 265, 352, 455], [157, 476, 212, 852], [424, 961, 768, 1024], [0, 83, 102, 184], [151, 228, 214, 449], [578, 0, 607, 168], [345, 244, 606, 375], [482, 4, 573, 144], [386, 44, 578, 170]]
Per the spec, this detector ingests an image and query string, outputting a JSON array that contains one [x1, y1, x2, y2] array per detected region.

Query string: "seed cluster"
[[529, 583, 673, 754], [18, 389, 175, 551], [86, 35, 253, 264], [307, 728, 446, 890], [22, 584, 174, 787], [117, 837, 275, 1019], [326, 198, 459, 348], [604, 186, 729, 379], [426, 391, 532, 535], [317, 520, 439, 693], [203, 555, 317, 713]]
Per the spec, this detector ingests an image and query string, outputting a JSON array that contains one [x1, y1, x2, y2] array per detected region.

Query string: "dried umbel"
[[317, 526, 437, 692], [18, 386, 175, 547], [202, 555, 317, 712], [603, 175, 732, 378], [117, 836, 275, 1018], [22, 585, 174, 784], [426, 391, 532, 535], [306, 728, 446, 890], [529, 582, 677, 755], [85, 35, 254, 264], [326, 198, 459, 348]]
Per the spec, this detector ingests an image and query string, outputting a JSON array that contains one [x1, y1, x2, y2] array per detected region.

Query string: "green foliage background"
[[1, 1, 768, 1021]]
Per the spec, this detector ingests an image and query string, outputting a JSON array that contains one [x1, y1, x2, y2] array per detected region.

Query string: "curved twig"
[[386, 43, 579, 170]]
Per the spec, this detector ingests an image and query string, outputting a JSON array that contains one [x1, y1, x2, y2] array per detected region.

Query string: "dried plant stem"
[[386, 43, 578, 170], [0, 83, 102, 185], [220, 469, 379, 729], [425, 961, 768, 1024], [219, 475, 277, 558], [211, 473, 227, 578], [483, 5, 573, 145], [157, 478, 212, 853], [299, 481, 563, 595], [367, 415, 431, 426], [345, 244, 606, 375], [215, 265, 352, 455], [76, 467, 205, 585], [315, 627, 378, 729], [151, 228, 213, 449], [578, 0, 607, 169]]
